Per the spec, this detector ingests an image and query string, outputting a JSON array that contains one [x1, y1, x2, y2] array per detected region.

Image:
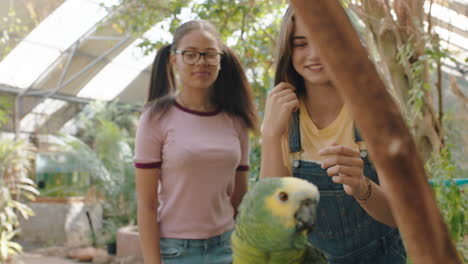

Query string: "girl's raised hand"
[[262, 82, 299, 139], [319, 143, 368, 198]]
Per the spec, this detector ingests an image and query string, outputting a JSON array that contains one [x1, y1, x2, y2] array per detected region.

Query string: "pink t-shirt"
[[134, 101, 250, 239]]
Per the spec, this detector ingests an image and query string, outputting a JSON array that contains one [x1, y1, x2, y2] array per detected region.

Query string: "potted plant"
[[101, 219, 118, 255]]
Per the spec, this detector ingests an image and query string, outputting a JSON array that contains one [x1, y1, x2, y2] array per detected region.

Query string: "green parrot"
[[231, 177, 327, 264]]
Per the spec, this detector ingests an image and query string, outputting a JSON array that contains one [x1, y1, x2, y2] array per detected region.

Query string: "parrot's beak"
[[294, 198, 317, 233]]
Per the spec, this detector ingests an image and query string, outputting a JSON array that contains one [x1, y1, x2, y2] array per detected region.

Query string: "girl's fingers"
[[331, 174, 360, 188], [285, 99, 299, 111], [321, 156, 363, 169], [319, 144, 360, 157], [332, 174, 368, 197], [270, 82, 296, 95], [279, 92, 298, 103], [272, 88, 297, 101], [268, 90, 296, 108], [326, 164, 361, 178]]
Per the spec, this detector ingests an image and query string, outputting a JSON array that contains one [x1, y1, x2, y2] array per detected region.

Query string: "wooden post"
[[289, 1, 461, 263]]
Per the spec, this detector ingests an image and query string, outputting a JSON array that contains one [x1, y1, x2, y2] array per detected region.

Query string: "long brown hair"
[[274, 7, 305, 97], [145, 20, 258, 131]]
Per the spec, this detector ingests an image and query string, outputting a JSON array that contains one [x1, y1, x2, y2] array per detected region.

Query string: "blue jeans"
[[160, 229, 233, 264]]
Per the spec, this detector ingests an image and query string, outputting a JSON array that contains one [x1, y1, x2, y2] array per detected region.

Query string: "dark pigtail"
[[212, 46, 259, 132], [146, 44, 176, 118]]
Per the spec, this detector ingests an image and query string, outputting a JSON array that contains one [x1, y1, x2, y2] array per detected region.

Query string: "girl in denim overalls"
[[260, 7, 407, 264]]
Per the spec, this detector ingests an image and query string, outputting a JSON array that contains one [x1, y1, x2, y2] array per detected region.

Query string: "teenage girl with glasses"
[[134, 20, 258, 264], [260, 7, 407, 264]]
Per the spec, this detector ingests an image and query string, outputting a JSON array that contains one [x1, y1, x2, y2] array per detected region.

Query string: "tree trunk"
[[357, 0, 444, 159], [289, 1, 461, 263]]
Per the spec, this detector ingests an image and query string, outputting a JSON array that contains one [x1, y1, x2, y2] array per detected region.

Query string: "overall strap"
[[289, 111, 302, 153], [354, 125, 368, 159], [354, 125, 363, 143]]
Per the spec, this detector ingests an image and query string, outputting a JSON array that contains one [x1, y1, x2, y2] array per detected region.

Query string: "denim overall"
[[288, 111, 407, 264]]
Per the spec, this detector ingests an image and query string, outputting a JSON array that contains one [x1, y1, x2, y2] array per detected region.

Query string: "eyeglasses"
[[175, 50, 223, 66]]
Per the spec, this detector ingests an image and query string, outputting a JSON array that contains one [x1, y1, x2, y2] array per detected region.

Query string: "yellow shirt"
[[281, 100, 360, 172]]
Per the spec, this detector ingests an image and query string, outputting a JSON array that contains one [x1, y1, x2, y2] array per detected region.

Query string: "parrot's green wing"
[[231, 229, 269, 264]]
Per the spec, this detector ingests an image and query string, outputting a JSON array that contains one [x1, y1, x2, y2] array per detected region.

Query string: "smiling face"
[[291, 16, 331, 86], [171, 29, 222, 91]]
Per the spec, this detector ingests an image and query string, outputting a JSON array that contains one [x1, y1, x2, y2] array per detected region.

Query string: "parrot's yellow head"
[[264, 177, 319, 230]]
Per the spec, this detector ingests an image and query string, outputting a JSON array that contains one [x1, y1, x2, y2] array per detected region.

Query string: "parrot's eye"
[[278, 192, 289, 202]]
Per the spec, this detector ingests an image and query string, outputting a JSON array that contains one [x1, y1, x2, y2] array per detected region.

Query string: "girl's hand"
[[262, 82, 299, 139], [319, 143, 368, 198]]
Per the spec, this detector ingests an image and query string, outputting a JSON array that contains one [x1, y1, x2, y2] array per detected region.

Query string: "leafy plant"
[[426, 148, 468, 261], [27, 131, 111, 199], [0, 97, 12, 127], [26, 100, 138, 246], [0, 138, 38, 262], [0, 8, 30, 60], [71, 101, 139, 241], [79, 102, 137, 221]]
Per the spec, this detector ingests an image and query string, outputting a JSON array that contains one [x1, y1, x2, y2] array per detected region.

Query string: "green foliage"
[[396, 41, 426, 122], [58, 134, 111, 182], [426, 148, 468, 261], [77, 101, 137, 147], [0, 8, 30, 60], [100, 218, 119, 244], [0, 229, 21, 262], [0, 137, 37, 262], [0, 97, 12, 127], [397, 34, 458, 121], [444, 110, 468, 172], [249, 134, 261, 184], [73, 100, 140, 239], [34, 129, 119, 198], [22, 100, 139, 245], [32, 132, 112, 199], [393, 29, 467, 260]]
